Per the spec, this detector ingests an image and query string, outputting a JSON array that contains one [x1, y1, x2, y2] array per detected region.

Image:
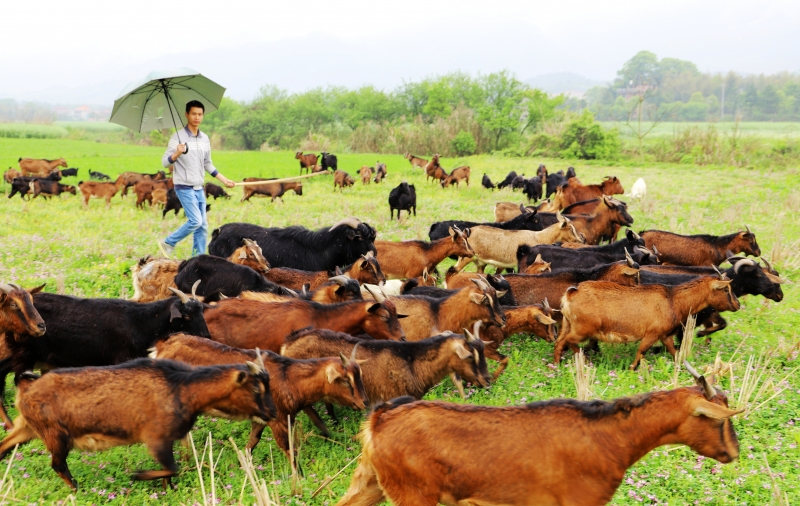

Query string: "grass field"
[[1, 138, 799, 505]]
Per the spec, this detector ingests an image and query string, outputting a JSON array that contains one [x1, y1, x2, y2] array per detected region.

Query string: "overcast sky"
[[2, 0, 799, 104]]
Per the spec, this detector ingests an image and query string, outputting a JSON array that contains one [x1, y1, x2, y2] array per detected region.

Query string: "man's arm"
[[204, 147, 235, 188], [162, 137, 186, 168]]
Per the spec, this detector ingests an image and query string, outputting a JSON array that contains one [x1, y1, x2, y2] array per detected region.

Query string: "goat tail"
[[18, 157, 22, 162], [15, 371, 41, 387]]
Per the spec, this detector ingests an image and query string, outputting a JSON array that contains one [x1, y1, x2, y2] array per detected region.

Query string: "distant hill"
[[525, 72, 607, 97]]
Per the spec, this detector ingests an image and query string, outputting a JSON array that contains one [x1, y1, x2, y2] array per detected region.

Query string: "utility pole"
[[720, 82, 725, 121]]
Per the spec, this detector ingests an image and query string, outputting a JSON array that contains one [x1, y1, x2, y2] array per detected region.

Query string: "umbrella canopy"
[[110, 68, 226, 133]]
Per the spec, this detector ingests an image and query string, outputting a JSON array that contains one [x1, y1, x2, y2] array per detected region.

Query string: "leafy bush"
[[451, 130, 477, 156], [560, 111, 621, 160]]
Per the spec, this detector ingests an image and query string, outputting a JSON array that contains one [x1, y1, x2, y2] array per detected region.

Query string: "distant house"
[[73, 106, 91, 121]]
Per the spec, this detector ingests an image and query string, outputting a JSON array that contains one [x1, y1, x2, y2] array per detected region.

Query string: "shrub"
[[451, 130, 477, 156], [560, 111, 620, 160]]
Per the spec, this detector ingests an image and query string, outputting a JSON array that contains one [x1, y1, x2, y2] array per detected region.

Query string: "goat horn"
[[328, 275, 350, 286], [556, 211, 565, 223], [624, 248, 635, 267], [463, 328, 478, 343], [364, 284, 385, 303], [543, 297, 551, 313], [711, 265, 724, 279], [0, 284, 13, 294], [684, 361, 717, 400], [745, 224, 752, 234], [651, 245, 660, 258], [472, 320, 482, 339], [684, 361, 702, 380], [168, 287, 191, 304], [760, 256, 773, 272], [329, 217, 361, 230], [9, 283, 21, 290], [733, 258, 756, 274], [340, 350, 350, 367], [301, 285, 309, 297], [285, 288, 298, 297], [350, 343, 359, 363], [470, 277, 490, 292], [191, 280, 201, 299], [519, 203, 526, 213], [254, 347, 266, 371]]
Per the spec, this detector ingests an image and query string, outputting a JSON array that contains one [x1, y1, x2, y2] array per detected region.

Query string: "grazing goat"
[[517, 229, 648, 271], [522, 175, 543, 202], [428, 209, 542, 242], [204, 182, 230, 200], [334, 170, 355, 191], [497, 170, 517, 190], [335, 374, 741, 506], [455, 215, 584, 273], [441, 166, 470, 188], [321, 152, 338, 172], [536, 163, 548, 179], [384, 279, 506, 341], [373, 162, 387, 183], [440, 270, 517, 306], [388, 182, 416, 220], [481, 173, 495, 190], [375, 227, 472, 279], [31, 180, 76, 199], [133, 179, 172, 209], [359, 165, 375, 184], [241, 177, 303, 202], [209, 218, 377, 271], [404, 153, 428, 169], [0, 358, 274, 490], [282, 327, 491, 408], [2, 168, 21, 184], [493, 201, 538, 222], [152, 334, 366, 461], [555, 276, 740, 369], [78, 180, 125, 208], [204, 297, 406, 352], [115, 171, 153, 197], [265, 252, 385, 290], [424, 154, 447, 182], [545, 170, 567, 198], [296, 151, 319, 174], [132, 239, 269, 302], [18, 157, 67, 177], [556, 196, 633, 245], [557, 176, 624, 208], [89, 170, 110, 181], [641, 227, 761, 266]]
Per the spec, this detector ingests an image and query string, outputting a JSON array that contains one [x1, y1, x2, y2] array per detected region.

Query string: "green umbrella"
[[110, 68, 225, 149]]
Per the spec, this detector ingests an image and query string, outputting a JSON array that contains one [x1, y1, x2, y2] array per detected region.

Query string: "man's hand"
[[218, 174, 235, 188], [173, 143, 186, 160]]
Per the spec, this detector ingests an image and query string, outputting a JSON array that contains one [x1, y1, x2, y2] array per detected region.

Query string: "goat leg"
[[324, 402, 339, 424], [48, 432, 78, 490], [246, 421, 267, 452], [450, 373, 466, 399], [134, 440, 178, 487], [302, 407, 332, 438]]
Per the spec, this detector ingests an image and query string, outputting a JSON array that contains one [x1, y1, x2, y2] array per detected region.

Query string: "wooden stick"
[[233, 171, 331, 186]]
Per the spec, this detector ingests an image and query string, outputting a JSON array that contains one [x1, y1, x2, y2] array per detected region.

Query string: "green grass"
[[1, 138, 799, 504], [600, 121, 800, 139]]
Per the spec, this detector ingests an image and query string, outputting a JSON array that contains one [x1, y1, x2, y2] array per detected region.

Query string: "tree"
[[475, 71, 526, 150], [521, 89, 565, 134]]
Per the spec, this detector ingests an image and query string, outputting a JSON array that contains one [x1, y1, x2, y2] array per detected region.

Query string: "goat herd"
[[0, 152, 789, 505]]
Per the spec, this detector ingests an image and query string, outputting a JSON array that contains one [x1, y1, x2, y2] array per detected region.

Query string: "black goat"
[[481, 174, 496, 190], [321, 152, 338, 172], [428, 211, 543, 242], [497, 171, 517, 190], [517, 230, 654, 271], [388, 182, 416, 220], [89, 170, 111, 181], [209, 218, 377, 272], [545, 170, 567, 198], [205, 183, 230, 200], [60, 168, 79, 177], [175, 255, 294, 299], [522, 176, 543, 202], [163, 189, 211, 218]]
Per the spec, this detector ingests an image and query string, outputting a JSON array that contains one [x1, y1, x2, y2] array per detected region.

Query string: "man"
[[158, 100, 235, 258]]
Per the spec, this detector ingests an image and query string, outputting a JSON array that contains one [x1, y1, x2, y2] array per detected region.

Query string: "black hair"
[[186, 100, 205, 113]]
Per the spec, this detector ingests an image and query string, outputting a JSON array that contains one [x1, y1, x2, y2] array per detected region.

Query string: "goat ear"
[[469, 293, 485, 305], [496, 290, 508, 298], [711, 280, 733, 290], [453, 342, 472, 360], [169, 303, 183, 321], [29, 283, 46, 295], [367, 303, 382, 313], [397, 313, 409, 318], [326, 364, 342, 384], [692, 400, 742, 420], [535, 313, 557, 325], [238, 250, 248, 260], [234, 370, 249, 386]]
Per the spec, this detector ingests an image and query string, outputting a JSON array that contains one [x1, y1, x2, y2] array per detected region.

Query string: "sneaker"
[[157, 239, 175, 259]]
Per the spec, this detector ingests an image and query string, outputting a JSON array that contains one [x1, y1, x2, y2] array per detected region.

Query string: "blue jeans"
[[166, 188, 207, 256]]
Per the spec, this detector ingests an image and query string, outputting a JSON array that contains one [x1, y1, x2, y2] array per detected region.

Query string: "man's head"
[[185, 100, 205, 129]]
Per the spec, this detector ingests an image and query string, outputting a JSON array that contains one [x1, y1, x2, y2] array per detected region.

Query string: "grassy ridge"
[[0, 138, 799, 504]]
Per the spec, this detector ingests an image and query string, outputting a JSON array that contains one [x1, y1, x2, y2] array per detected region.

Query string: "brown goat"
[[0, 358, 274, 490], [493, 202, 538, 222], [404, 153, 428, 169], [19, 157, 67, 177], [151, 188, 168, 207], [478, 303, 558, 379], [205, 297, 406, 352], [282, 327, 491, 408], [3, 168, 21, 184], [247, 275, 361, 305], [556, 276, 740, 369], [296, 151, 319, 175], [78, 180, 125, 208], [441, 166, 470, 188], [359, 166, 375, 184], [132, 239, 269, 302], [375, 228, 473, 279], [265, 252, 385, 290], [152, 334, 367, 462], [455, 215, 584, 273], [557, 176, 625, 208], [503, 261, 641, 308], [133, 179, 173, 209], [523, 253, 552, 274], [641, 227, 761, 266], [561, 196, 634, 245], [382, 279, 506, 341], [425, 154, 448, 182], [115, 172, 154, 197], [241, 178, 303, 202], [334, 170, 356, 191], [335, 376, 741, 506], [0, 283, 46, 428]]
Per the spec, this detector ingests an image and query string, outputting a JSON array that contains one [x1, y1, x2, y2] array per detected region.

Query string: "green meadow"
[[0, 137, 798, 505]]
